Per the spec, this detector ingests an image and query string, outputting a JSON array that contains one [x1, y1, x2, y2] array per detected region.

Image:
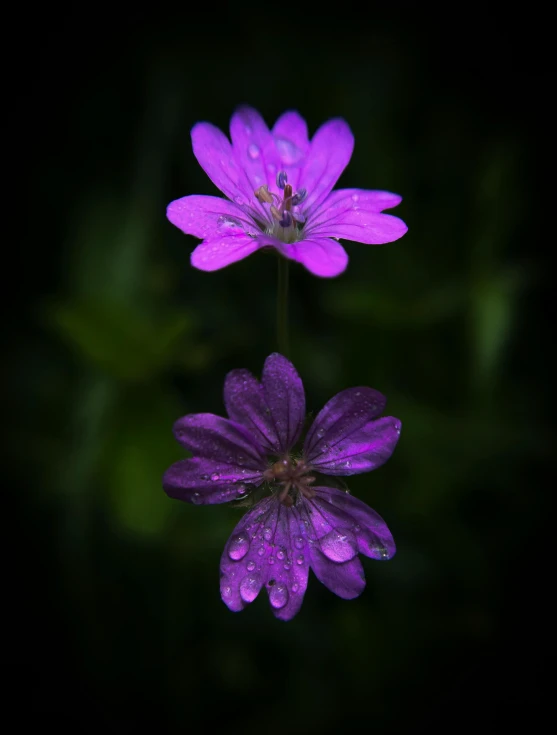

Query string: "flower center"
[[263, 455, 316, 507], [254, 171, 307, 244]]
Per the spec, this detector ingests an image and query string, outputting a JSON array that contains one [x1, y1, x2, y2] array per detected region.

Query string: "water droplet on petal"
[[257, 546, 265, 557], [200, 474, 209, 481], [234, 196, 244, 205], [316, 428, 325, 438], [222, 585, 231, 597], [344, 460, 352, 469], [240, 573, 261, 603], [247, 560, 256, 571], [294, 537, 304, 549], [236, 484, 247, 496], [296, 554, 304, 565], [277, 549, 285, 560], [210, 473, 220, 482], [291, 583, 299, 593], [276, 138, 302, 165], [269, 583, 289, 609], [248, 143, 260, 159], [320, 529, 357, 562], [283, 563, 291, 571], [351, 193, 360, 202], [191, 493, 201, 504], [228, 534, 250, 561], [268, 556, 275, 565], [263, 527, 272, 541]]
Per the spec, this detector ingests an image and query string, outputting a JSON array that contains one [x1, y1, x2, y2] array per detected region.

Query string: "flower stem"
[[277, 255, 290, 356]]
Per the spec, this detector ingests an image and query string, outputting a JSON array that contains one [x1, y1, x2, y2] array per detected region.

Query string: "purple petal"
[[304, 388, 387, 466], [306, 188, 407, 244], [190, 232, 263, 271], [309, 548, 366, 599], [280, 237, 349, 278], [313, 487, 396, 560], [299, 119, 354, 213], [300, 493, 359, 563], [271, 111, 310, 191], [166, 195, 256, 240], [229, 107, 279, 194], [173, 413, 266, 465], [219, 497, 310, 620], [224, 353, 305, 454], [308, 416, 402, 475], [163, 458, 262, 505], [191, 122, 255, 207]]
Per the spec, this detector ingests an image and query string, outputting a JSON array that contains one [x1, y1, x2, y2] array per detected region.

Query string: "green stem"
[[277, 255, 290, 356]]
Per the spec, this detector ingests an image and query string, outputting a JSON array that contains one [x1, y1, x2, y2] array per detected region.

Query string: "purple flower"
[[163, 353, 401, 620], [167, 107, 408, 278]]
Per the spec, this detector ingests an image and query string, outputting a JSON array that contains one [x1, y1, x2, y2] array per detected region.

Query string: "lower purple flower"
[[163, 353, 401, 620]]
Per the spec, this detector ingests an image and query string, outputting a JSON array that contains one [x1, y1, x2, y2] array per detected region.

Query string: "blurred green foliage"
[[13, 11, 551, 734]]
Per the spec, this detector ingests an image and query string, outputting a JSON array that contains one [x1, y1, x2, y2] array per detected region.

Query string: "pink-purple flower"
[[163, 353, 401, 620], [167, 107, 408, 278]]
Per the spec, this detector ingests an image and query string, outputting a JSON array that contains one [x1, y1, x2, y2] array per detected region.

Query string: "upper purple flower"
[[167, 107, 408, 278], [163, 353, 401, 620]]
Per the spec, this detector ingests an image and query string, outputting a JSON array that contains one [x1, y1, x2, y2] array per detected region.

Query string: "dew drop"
[[276, 138, 302, 165], [200, 474, 209, 481], [257, 546, 265, 557], [277, 549, 285, 560], [234, 196, 244, 205], [263, 527, 272, 541], [344, 460, 352, 469], [294, 537, 304, 550], [351, 193, 360, 202], [222, 585, 232, 598], [248, 143, 260, 159], [247, 560, 256, 571], [210, 473, 220, 482], [316, 427, 325, 438], [320, 529, 357, 563], [269, 583, 289, 609], [240, 573, 261, 603], [268, 556, 275, 565], [236, 484, 247, 496], [291, 583, 299, 593], [228, 534, 250, 561], [191, 493, 201, 505], [296, 554, 304, 565]]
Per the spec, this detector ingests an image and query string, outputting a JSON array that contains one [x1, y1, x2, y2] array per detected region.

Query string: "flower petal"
[[229, 106, 279, 194], [314, 487, 396, 560], [308, 416, 402, 475], [280, 237, 349, 278], [300, 493, 359, 563], [224, 353, 305, 454], [190, 232, 263, 271], [307, 188, 407, 244], [163, 458, 261, 505], [304, 388, 387, 466], [191, 121, 255, 206], [271, 111, 310, 191], [309, 548, 366, 599], [299, 119, 354, 213], [173, 413, 266, 465], [219, 497, 310, 620], [166, 195, 256, 240]]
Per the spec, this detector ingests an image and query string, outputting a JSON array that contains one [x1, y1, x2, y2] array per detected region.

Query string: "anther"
[[291, 188, 307, 206], [276, 171, 288, 189], [255, 185, 273, 204]]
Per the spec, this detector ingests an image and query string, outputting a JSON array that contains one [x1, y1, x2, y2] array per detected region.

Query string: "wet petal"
[[304, 388, 387, 465], [280, 237, 349, 278], [308, 188, 404, 227], [224, 354, 305, 454], [300, 493, 359, 563], [311, 211, 408, 245], [173, 413, 265, 465], [299, 119, 354, 213], [191, 121, 255, 206], [163, 458, 262, 505], [219, 497, 310, 620], [271, 111, 310, 191], [229, 106, 279, 194], [166, 195, 256, 240], [190, 232, 263, 271], [309, 548, 366, 599], [309, 416, 402, 475], [314, 487, 396, 560]]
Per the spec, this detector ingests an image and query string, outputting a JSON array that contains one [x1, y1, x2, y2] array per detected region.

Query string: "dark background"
[[11, 9, 552, 733]]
